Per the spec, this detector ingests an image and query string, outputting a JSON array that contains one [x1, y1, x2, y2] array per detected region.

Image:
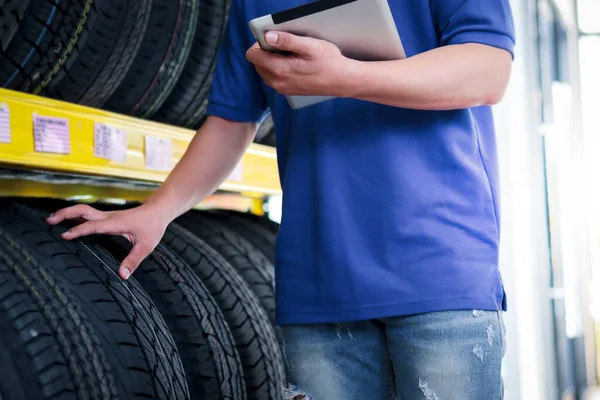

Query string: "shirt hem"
[[206, 101, 266, 123], [447, 31, 516, 59], [276, 296, 504, 326]]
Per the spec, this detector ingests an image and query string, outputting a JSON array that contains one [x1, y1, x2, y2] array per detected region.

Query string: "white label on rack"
[[94, 122, 127, 163], [0, 103, 10, 144], [227, 160, 244, 182], [145, 136, 172, 171], [33, 115, 70, 154]]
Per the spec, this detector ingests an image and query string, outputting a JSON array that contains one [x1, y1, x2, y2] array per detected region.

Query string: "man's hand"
[[47, 204, 168, 280], [247, 31, 512, 111], [45, 117, 256, 282], [245, 31, 352, 97]]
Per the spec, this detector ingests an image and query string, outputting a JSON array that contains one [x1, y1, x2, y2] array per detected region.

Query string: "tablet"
[[249, 0, 406, 109]]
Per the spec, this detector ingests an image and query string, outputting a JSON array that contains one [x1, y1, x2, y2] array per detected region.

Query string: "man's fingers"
[[264, 31, 318, 56], [47, 204, 107, 225], [245, 44, 261, 64], [119, 242, 154, 280], [246, 43, 284, 68], [61, 219, 116, 240]]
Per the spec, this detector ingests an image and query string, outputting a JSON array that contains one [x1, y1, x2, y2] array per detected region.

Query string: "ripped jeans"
[[281, 309, 506, 400]]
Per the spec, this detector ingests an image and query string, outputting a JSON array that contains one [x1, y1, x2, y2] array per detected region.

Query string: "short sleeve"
[[206, 0, 268, 123], [430, 0, 516, 58]]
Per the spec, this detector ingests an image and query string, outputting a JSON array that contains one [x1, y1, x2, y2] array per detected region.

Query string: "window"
[[578, 0, 600, 33]]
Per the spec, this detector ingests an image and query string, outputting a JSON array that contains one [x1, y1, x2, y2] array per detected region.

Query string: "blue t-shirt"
[[207, 0, 516, 325]]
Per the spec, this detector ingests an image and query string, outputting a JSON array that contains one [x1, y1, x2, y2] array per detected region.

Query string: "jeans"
[[281, 309, 506, 400]]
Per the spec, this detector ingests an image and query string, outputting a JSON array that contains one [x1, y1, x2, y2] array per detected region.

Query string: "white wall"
[[578, 34, 600, 386], [494, 0, 558, 398]]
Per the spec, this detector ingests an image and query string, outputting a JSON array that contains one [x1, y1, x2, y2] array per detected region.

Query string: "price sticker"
[[94, 122, 127, 163], [0, 103, 10, 144], [33, 115, 70, 154], [227, 160, 244, 182], [145, 136, 172, 171]]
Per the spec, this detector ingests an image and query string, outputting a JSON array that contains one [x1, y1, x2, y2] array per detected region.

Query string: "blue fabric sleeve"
[[430, 0, 516, 58], [206, 0, 268, 123]]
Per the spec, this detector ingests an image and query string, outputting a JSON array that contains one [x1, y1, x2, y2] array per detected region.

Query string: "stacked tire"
[[0, 199, 284, 399], [0, 0, 274, 146]]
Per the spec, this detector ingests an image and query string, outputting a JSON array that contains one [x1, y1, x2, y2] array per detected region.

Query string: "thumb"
[[265, 31, 318, 56], [119, 242, 153, 280]]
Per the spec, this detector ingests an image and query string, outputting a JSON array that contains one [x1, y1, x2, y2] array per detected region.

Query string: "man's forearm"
[[339, 43, 512, 110], [143, 116, 257, 223]]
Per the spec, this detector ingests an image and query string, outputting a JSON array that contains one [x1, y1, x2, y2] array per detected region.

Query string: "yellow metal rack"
[[0, 88, 280, 212]]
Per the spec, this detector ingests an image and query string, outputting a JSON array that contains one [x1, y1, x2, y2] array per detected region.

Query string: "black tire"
[[0, 228, 118, 400], [0, 0, 29, 52], [104, 0, 198, 118], [0, 202, 190, 399], [229, 211, 280, 236], [163, 223, 285, 400], [40, 0, 153, 108], [0, 312, 44, 400], [177, 212, 277, 325], [153, 0, 230, 128], [0, 0, 93, 93], [213, 210, 276, 264], [97, 236, 246, 400]]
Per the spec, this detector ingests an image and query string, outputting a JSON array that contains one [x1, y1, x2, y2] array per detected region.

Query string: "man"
[[48, 0, 516, 398]]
